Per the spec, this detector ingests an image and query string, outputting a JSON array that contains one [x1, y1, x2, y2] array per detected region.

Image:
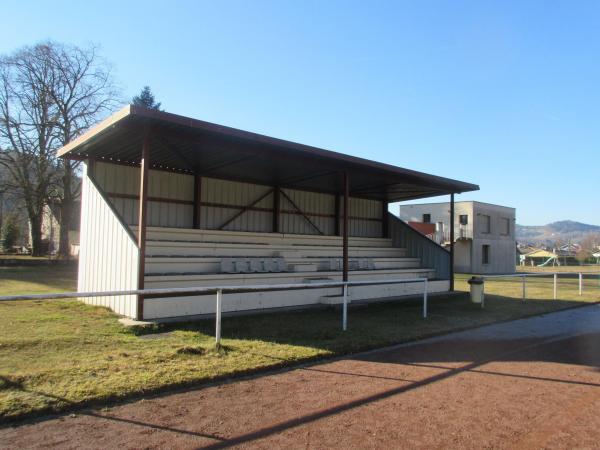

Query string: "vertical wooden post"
[[343, 171, 349, 282], [87, 158, 95, 178], [137, 134, 150, 320], [272, 187, 280, 233], [334, 194, 341, 236], [381, 200, 389, 238], [193, 174, 202, 229], [449, 193, 455, 291]]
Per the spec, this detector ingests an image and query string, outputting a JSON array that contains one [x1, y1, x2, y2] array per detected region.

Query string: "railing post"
[[423, 278, 428, 318], [215, 289, 223, 346], [553, 273, 557, 300], [522, 275, 526, 301], [579, 273, 583, 295], [342, 283, 348, 331], [449, 193, 455, 291]]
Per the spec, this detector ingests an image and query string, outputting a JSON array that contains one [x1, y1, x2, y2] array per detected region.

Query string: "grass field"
[[1, 266, 599, 422]]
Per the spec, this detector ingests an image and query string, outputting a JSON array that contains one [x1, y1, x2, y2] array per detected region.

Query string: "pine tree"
[[132, 86, 162, 110], [2, 215, 20, 252]]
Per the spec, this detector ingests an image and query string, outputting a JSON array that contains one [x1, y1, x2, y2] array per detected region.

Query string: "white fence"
[[478, 272, 600, 307], [0, 278, 431, 344]]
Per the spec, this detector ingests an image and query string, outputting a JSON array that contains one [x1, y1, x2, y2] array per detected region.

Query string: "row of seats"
[[328, 258, 375, 271], [221, 258, 288, 274], [219, 257, 377, 274]]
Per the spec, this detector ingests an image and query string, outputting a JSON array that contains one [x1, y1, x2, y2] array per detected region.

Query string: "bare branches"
[[0, 41, 121, 256]]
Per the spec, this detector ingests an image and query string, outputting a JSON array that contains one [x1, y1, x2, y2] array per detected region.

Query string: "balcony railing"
[[430, 224, 473, 245]]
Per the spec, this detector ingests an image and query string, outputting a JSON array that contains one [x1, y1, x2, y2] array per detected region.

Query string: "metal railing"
[[478, 271, 600, 307], [0, 277, 432, 345]]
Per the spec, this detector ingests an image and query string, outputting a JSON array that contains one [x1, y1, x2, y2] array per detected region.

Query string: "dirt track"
[[3, 305, 600, 449]]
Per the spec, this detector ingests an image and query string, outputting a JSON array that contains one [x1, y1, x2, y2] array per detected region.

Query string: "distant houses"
[[519, 248, 558, 267]]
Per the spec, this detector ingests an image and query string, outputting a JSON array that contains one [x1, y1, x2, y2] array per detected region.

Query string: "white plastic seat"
[[250, 259, 268, 273], [221, 258, 236, 273], [273, 258, 287, 272]]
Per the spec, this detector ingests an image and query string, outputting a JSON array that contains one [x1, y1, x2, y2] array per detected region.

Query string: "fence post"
[[423, 278, 428, 319], [522, 275, 526, 301], [342, 283, 348, 331], [579, 273, 583, 295], [553, 273, 557, 300], [215, 289, 223, 346]]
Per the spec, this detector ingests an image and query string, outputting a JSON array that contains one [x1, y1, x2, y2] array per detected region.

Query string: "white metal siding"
[[280, 188, 334, 235], [202, 178, 273, 232], [78, 163, 139, 318], [348, 197, 382, 238], [94, 162, 194, 228]]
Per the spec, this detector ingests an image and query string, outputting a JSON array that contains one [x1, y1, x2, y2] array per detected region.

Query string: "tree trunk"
[[29, 214, 43, 256], [58, 167, 73, 259]]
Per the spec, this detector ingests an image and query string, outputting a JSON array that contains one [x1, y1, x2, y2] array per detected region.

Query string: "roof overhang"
[[58, 105, 479, 202]]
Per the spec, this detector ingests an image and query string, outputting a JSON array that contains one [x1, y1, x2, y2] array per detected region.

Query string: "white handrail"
[[0, 278, 430, 302], [479, 271, 599, 302], [0, 277, 432, 339]]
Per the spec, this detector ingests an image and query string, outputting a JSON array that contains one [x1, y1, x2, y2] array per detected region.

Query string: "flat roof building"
[[400, 201, 516, 274]]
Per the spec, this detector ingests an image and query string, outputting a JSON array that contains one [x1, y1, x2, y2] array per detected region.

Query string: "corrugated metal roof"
[[58, 105, 479, 202]]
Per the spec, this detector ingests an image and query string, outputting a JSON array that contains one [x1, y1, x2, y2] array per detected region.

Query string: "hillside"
[[516, 220, 600, 244]]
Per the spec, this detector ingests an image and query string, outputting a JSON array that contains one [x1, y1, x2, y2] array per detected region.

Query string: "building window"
[[482, 245, 490, 264], [500, 218, 510, 235], [423, 214, 431, 223], [459, 215, 468, 225], [481, 214, 491, 233]]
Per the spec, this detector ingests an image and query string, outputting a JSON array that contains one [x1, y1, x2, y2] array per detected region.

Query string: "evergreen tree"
[[2, 214, 20, 251], [132, 86, 162, 110]]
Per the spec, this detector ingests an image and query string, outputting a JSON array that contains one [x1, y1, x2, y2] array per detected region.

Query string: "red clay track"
[[3, 305, 600, 449]]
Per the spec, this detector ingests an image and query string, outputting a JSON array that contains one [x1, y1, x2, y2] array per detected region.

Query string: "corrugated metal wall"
[[280, 188, 335, 235], [94, 162, 194, 228], [388, 213, 451, 279], [348, 197, 383, 238], [93, 161, 384, 237], [202, 178, 273, 232], [79, 164, 139, 318]]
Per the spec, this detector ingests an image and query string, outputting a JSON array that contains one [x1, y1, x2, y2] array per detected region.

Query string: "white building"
[[399, 201, 516, 274]]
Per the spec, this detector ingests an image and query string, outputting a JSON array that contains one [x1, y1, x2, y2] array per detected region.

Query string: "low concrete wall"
[[143, 278, 449, 320]]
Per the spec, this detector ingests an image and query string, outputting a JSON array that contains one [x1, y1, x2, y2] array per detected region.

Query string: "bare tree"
[[44, 43, 120, 258], [0, 42, 120, 257], [0, 45, 59, 255]]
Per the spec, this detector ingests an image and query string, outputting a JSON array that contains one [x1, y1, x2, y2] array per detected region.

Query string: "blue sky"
[[2, 1, 599, 225]]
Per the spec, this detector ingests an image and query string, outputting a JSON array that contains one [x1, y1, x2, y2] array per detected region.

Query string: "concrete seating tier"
[[145, 256, 423, 276], [140, 227, 418, 276], [135, 227, 394, 247], [135, 227, 448, 320], [145, 240, 408, 258], [143, 269, 448, 320]]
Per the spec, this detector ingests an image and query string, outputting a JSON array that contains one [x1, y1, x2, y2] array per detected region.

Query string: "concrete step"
[[146, 241, 408, 258], [142, 276, 449, 321], [144, 267, 436, 286], [135, 226, 394, 248]]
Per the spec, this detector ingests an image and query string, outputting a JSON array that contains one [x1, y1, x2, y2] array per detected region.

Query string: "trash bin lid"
[[467, 277, 484, 285]]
